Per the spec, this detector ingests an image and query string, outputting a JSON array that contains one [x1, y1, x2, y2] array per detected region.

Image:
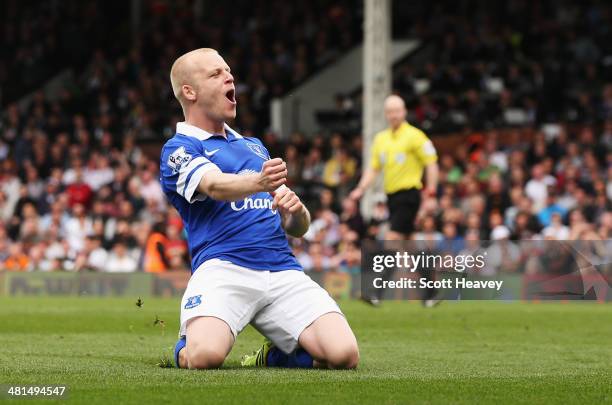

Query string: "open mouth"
[[225, 89, 236, 104]]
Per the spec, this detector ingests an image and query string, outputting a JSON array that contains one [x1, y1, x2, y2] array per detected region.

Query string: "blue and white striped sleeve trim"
[[176, 157, 220, 203]]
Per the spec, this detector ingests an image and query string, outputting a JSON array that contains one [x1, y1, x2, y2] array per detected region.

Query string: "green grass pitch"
[[0, 297, 610, 404]]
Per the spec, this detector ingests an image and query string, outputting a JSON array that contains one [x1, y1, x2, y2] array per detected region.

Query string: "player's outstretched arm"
[[272, 186, 311, 238], [199, 158, 287, 201]]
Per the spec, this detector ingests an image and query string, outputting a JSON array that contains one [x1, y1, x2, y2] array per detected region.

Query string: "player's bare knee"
[[187, 346, 225, 369], [326, 343, 359, 369]]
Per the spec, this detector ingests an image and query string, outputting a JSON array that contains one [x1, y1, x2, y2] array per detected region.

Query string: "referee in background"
[[350, 94, 440, 306]]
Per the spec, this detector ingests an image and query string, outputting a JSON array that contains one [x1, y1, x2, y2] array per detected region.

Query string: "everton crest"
[[247, 143, 268, 160], [184, 294, 202, 309]]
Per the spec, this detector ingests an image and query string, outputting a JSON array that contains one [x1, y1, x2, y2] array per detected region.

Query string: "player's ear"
[[182, 85, 197, 102]]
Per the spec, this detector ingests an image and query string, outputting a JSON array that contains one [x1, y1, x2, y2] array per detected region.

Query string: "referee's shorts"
[[386, 188, 421, 235]]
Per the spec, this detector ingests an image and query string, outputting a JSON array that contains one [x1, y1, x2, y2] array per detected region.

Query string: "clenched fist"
[[271, 185, 304, 215], [257, 158, 287, 192]]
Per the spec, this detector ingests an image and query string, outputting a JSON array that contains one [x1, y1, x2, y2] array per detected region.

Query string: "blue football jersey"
[[159, 122, 301, 274]]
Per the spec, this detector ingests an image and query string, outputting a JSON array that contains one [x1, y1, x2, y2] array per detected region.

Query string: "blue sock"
[[288, 348, 314, 368], [174, 336, 186, 368], [267, 347, 313, 368]]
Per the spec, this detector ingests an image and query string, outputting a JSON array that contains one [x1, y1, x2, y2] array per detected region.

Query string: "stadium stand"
[[0, 0, 126, 105], [0, 0, 610, 274]]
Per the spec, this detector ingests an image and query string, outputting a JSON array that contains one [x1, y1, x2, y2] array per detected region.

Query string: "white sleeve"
[[177, 157, 221, 203]]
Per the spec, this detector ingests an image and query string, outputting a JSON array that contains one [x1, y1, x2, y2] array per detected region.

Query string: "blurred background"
[[0, 0, 610, 284]]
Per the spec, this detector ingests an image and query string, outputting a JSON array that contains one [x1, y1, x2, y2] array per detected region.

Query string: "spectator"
[[0, 161, 21, 220], [66, 167, 93, 208], [537, 191, 568, 227], [322, 147, 357, 192], [63, 203, 93, 253], [302, 148, 325, 186], [139, 168, 165, 211], [485, 226, 521, 274], [340, 197, 365, 238], [143, 223, 169, 273], [542, 213, 570, 240], [105, 239, 138, 273], [331, 241, 361, 274], [306, 243, 331, 273], [293, 240, 313, 272], [525, 164, 556, 212], [84, 154, 114, 191], [284, 145, 303, 190], [74, 235, 108, 272], [3, 242, 29, 271], [414, 215, 443, 241], [165, 223, 188, 271]]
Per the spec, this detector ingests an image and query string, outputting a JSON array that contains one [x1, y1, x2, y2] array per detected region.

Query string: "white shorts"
[[179, 259, 342, 353]]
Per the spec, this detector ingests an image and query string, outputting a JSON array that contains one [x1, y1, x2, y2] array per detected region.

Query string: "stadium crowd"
[[2, 0, 360, 135], [1, 112, 610, 274], [399, 0, 612, 133], [0, 0, 610, 274], [0, 0, 123, 105], [327, 1, 612, 134]]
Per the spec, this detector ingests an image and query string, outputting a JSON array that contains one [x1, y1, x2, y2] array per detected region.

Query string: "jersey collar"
[[390, 121, 408, 135], [176, 122, 244, 141]]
